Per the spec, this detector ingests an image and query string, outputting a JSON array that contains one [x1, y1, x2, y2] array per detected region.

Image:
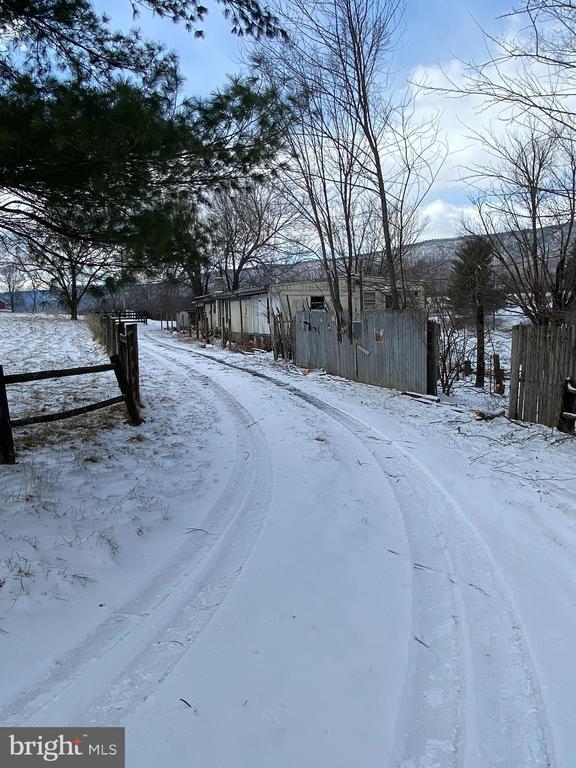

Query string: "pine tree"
[[0, 2, 288, 271], [449, 236, 505, 388]]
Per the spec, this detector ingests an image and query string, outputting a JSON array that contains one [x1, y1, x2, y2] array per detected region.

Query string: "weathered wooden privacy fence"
[[293, 309, 436, 395], [509, 323, 576, 428], [271, 312, 292, 361], [0, 355, 141, 464]]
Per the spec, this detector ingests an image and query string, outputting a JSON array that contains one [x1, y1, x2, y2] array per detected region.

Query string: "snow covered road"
[[2, 318, 576, 767]]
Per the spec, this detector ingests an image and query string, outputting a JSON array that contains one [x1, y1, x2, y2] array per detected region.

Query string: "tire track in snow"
[[0, 344, 273, 727], [150, 335, 555, 768], [76, 344, 275, 725], [390, 448, 555, 768]]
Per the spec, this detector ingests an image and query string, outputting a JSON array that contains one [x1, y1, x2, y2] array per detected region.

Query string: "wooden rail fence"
[[117, 309, 148, 324], [93, 315, 140, 405], [98, 308, 148, 324], [0, 355, 141, 464]]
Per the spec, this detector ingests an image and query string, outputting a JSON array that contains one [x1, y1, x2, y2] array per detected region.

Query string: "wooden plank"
[[509, 325, 519, 419], [516, 325, 526, 421], [0, 365, 15, 464], [427, 321, 439, 396], [548, 326, 563, 427], [531, 326, 542, 423], [11, 396, 126, 427], [520, 325, 531, 421], [528, 325, 537, 421], [545, 326, 560, 427], [536, 326, 546, 421], [543, 326, 553, 425], [3, 363, 114, 384], [544, 325, 557, 426]]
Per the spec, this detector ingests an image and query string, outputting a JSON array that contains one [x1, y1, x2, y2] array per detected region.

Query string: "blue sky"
[[96, 0, 514, 239], [96, 0, 507, 97], [402, 0, 505, 70]]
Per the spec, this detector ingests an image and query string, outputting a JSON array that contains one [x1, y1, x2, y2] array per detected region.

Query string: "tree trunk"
[[374, 160, 400, 309], [70, 270, 78, 320], [189, 271, 205, 298], [475, 302, 485, 388], [346, 271, 354, 342]]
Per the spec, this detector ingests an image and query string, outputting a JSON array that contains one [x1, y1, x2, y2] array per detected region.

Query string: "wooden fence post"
[[125, 323, 140, 405], [106, 315, 118, 356], [110, 354, 142, 426], [0, 366, 15, 464], [426, 321, 439, 396], [493, 354, 505, 395], [509, 325, 520, 419]]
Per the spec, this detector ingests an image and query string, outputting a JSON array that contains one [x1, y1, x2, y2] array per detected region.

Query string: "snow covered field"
[[1, 313, 576, 767]]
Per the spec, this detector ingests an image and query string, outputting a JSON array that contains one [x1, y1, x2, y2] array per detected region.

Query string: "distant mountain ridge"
[[1, 225, 568, 313]]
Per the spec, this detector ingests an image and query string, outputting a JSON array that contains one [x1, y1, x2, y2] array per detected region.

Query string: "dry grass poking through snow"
[[0, 314, 212, 630], [1, 313, 121, 450]]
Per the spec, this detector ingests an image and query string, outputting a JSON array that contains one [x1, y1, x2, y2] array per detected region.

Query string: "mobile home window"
[[363, 291, 376, 311], [310, 295, 326, 310]]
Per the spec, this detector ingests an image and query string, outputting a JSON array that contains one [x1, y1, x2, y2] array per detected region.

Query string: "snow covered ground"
[[1, 313, 576, 767]]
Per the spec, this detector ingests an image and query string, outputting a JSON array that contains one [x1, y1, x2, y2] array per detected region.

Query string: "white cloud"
[[406, 21, 549, 239], [419, 198, 479, 240], [409, 59, 505, 192]]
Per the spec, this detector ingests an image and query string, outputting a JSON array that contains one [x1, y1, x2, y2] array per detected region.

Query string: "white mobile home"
[[268, 276, 425, 318], [183, 277, 425, 346]]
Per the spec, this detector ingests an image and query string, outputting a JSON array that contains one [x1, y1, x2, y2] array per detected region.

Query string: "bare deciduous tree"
[[273, 69, 373, 340], [458, 1, 576, 135], [255, 0, 445, 317], [23, 236, 121, 320], [0, 259, 26, 312], [209, 184, 296, 291], [426, 275, 473, 395], [468, 123, 576, 324]]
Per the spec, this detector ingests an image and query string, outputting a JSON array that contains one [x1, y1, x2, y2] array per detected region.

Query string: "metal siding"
[[254, 295, 269, 334], [293, 309, 428, 393]]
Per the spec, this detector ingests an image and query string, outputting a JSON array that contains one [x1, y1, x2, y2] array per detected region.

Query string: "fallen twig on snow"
[[185, 527, 214, 536]]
